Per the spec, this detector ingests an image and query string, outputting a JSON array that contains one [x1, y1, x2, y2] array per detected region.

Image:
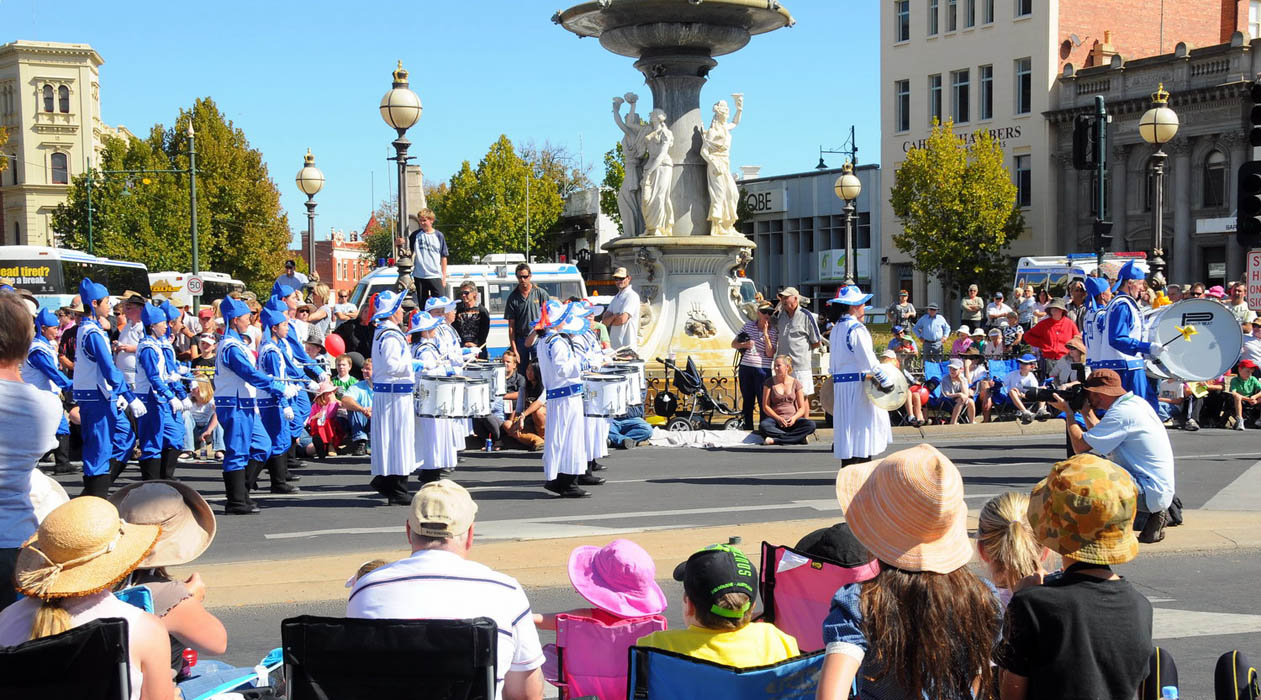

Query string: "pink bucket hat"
[[1205, 285, 1226, 299], [567, 539, 667, 618]]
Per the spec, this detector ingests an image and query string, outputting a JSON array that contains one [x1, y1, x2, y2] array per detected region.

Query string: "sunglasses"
[[459, 290, 472, 296], [517, 274, 531, 280], [758, 308, 773, 315]]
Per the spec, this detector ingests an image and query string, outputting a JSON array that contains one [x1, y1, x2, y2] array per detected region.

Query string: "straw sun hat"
[[110, 480, 217, 569], [15, 497, 159, 599], [834, 444, 973, 573]]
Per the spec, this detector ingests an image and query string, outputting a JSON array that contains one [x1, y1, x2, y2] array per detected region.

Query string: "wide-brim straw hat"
[[110, 481, 216, 568], [1027, 454, 1139, 565], [835, 444, 973, 573], [15, 497, 159, 599]]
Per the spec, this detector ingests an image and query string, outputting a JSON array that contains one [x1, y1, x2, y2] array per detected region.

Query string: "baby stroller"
[[654, 356, 743, 432]]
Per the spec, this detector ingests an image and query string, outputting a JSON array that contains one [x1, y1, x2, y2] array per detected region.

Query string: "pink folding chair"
[[542, 611, 668, 700], [759, 541, 880, 652]]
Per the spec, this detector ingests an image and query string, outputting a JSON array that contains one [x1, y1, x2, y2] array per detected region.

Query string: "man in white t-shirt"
[[985, 292, 1013, 329], [1004, 354, 1043, 423], [348, 480, 544, 700], [603, 267, 641, 355], [113, 293, 146, 386]]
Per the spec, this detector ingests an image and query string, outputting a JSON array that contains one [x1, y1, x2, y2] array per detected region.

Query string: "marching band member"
[[826, 285, 892, 468], [408, 310, 456, 486], [255, 306, 301, 495], [72, 278, 147, 497], [267, 283, 328, 466], [536, 301, 595, 498], [1086, 261, 1160, 409], [158, 301, 191, 480], [214, 297, 288, 515], [368, 290, 416, 505], [427, 295, 473, 455], [569, 300, 609, 479], [22, 309, 73, 474], [134, 303, 179, 482]]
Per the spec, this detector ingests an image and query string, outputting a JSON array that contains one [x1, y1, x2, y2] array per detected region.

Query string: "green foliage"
[[889, 120, 1024, 302], [52, 97, 292, 296], [431, 135, 573, 263], [362, 198, 398, 264], [600, 144, 624, 234]]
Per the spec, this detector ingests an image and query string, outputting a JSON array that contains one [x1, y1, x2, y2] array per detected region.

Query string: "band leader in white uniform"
[[408, 312, 456, 485], [569, 300, 610, 476], [368, 290, 416, 505], [536, 301, 594, 498], [826, 285, 893, 467]]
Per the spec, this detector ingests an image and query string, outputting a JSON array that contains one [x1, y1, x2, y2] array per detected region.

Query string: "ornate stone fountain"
[[554, 0, 794, 366]]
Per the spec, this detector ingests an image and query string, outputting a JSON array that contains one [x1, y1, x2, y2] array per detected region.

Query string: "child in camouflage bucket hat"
[[1027, 453, 1140, 565]]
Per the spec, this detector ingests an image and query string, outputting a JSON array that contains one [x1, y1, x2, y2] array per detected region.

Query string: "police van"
[[1013, 252, 1147, 297], [0, 245, 150, 311]]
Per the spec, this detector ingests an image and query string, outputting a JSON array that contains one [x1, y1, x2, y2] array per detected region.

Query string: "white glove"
[[306, 380, 321, 393], [318, 372, 330, 384], [284, 384, 300, 399], [872, 366, 894, 390], [116, 396, 128, 413], [128, 398, 147, 418], [283, 406, 295, 422], [169, 398, 184, 413], [1148, 344, 1166, 360], [178, 366, 192, 377]]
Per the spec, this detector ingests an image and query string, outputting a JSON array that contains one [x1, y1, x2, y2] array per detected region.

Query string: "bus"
[[0, 246, 150, 311], [348, 256, 589, 358], [149, 270, 245, 307]]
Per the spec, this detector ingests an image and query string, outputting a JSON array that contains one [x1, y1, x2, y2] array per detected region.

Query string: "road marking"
[[1202, 460, 1261, 511], [1153, 607, 1261, 639]]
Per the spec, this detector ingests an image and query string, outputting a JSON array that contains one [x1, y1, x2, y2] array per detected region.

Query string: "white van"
[[348, 258, 589, 358], [0, 245, 150, 312], [149, 270, 245, 307], [1013, 252, 1148, 297]]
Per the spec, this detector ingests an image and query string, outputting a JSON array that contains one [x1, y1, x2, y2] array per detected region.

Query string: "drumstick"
[[1160, 325, 1198, 347]]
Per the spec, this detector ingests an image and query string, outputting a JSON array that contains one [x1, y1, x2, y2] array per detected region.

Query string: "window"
[[57, 85, 69, 113], [1015, 57, 1032, 114], [1015, 0, 1031, 16], [1014, 154, 1031, 207], [1203, 150, 1227, 208], [927, 0, 939, 35], [895, 0, 910, 41], [983, 0, 995, 22], [964, 0, 975, 26], [5, 154, 15, 186], [929, 74, 943, 125], [42, 85, 53, 112], [50, 153, 68, 185], [979, 65, 994, 120], [951, 69, 970, 123], [947, 0, 957, 30], [895, 79, 911, 132]]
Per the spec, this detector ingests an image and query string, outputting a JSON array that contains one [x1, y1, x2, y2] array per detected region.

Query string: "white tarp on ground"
[[646, 428, 761, 449]]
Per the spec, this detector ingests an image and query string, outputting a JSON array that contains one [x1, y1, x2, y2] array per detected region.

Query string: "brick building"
[[291, 216, 374, 293]]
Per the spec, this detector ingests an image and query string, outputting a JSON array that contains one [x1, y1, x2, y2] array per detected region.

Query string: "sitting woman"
[[759, 355, 817, 446], [880, 350, 925, 427], [943, 359, 976, 424]]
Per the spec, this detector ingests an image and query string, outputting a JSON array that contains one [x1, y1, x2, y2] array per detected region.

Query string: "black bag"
[[1138, 646, 1178, 700], [1215, 650, 1260, 700]]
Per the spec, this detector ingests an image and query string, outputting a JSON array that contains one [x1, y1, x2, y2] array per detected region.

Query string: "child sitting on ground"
[[976, 491, 1047, 608], [331, 354, 357, 397], [306, 380, 343, 457], [637, 544, 799, 668]]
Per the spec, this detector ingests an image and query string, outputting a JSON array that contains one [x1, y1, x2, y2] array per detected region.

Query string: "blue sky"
[[2, 0, 881, 247]]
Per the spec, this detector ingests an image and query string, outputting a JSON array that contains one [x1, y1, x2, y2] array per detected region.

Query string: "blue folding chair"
[[627, 646, 825, 699], [922, 361, 951, 419], [114, 586, 154, 613]]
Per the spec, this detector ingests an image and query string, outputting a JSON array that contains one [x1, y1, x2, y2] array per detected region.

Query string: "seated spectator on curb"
[[1156, 375, 1193, 429], [609, 403, 653, 450], [1227, 359, 1261, 430], [0, 498, 175, 700], [759, 355, 817, 446], [338, 358, 373, 456], [1241, 322, 1261, 365], [500, 351, 543, 451], [818, 444, 1002, 700], [637, 544, 798, 667], [1005, 354, 1046, 423], [306, 380, 343, 458], [994, 454, 1153, 700], [347, 480, 545, 700], [976, 492, 1048, 608], [984, 328, 1006, 359], [944, 359, 976, 424], [184, 379, 224, 461], [1050, 338, 1088, 390], [331, 354, 357, 396], [1002, 314, 1024, 351]]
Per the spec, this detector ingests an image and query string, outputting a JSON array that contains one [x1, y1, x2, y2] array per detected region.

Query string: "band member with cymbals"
[[825, 285, 892, 468], [368, 290, 416, 505]]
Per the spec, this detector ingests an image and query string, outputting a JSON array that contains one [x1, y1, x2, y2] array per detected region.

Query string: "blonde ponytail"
[[977, 491, 1043, 590], [29, 598, 71, 641]]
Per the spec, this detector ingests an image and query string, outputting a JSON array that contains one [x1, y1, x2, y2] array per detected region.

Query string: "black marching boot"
[[576, 468, 605, 486], [160, 447, 179, 480], [80, 474, 112, 499], [108, 458, 127, 483], [386, 475, 411, 505], [267, 453, 299, 494], [53, 435, 74, 474], [289, 442, 307, 469], [223, 470, 260, 514], [588, 459, 605, 472], [544, 473, 591, 498], [138, 458, 161, 481], [245, 459, 265, 492]]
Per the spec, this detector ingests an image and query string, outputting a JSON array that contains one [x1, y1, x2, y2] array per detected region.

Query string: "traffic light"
[[1072, 115, 1100, 170], [1093, 219, 1113, 252], [1239, 161, 1261, 248], [1249, 82, 1261, 147]]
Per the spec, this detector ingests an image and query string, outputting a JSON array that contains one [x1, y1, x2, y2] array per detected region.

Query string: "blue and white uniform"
[[1085, 263, 1157, 409], [257, 333, 295, 461], [214, 326, 285, 474], [22, 316, 71, 437], [71, 279, 140, 479], [268, 283, 327, 445], [134, 328, 177, 462], [412, 334, 455, 473], [159, 301, 190, 452]]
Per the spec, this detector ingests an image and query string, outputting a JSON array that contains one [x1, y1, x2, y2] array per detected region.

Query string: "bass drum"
[[1144, 299, 1243, 382]]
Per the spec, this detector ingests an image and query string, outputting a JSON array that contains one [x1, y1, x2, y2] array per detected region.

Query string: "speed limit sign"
[[186, 275, 204, 295]]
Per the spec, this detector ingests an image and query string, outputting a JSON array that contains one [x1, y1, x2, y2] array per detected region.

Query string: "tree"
[[600, 144, 624, 234], [889, 119, 1025, 310], [52, 98, 293, 296], [362, 199, 397, 264], [432, 135, 569, 263]]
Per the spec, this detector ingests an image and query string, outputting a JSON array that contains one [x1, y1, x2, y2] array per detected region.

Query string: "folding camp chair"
[[627, 646, 825, 699], [1138, 646, 1179, 700], [921, 360, 951, 421], [282, 615, 498, 700], [0, 617, 130, 700], [758, 542, 879, 652], [1216, 649, 1260, 700], [114, 585, 154, 613], [542, 612, 667, 699]]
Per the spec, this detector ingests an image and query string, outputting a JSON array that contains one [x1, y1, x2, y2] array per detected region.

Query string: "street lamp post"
[[379, 61, 422, 261], [1138, 83, 1179, 286], [833, 161, 862, 286], [295, 148, 325, 275]]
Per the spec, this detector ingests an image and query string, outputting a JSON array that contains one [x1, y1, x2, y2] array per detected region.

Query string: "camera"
[[735, 331, 751, 344], [1027, 384, 1087, 412]]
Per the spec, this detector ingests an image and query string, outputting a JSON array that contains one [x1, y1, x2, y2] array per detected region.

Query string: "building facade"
[[0, 41, 126, 247], [292, 223, 373, 293], [737, 164, 881, 310], [879, 0, 1248, 312]]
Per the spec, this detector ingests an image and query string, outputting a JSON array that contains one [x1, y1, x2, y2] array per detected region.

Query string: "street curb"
[[814, 418, 1064, 442], [192, 508, 1261, 609]]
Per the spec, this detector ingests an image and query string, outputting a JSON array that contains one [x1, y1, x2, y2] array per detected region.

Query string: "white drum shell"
[[597, 367, 642, 405], [583, 374, 629, 418], [417, 376, 468, 418], [1144, 299, 1243, 382], [462, 378, 491, 417], [466, 362, 507, 396]]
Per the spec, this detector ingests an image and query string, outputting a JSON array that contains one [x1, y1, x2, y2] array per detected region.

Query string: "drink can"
[[484, 438, 493, 452]]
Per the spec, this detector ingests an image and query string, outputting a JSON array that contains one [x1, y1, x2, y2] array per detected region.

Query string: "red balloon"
[[324, 333, 346, 358]]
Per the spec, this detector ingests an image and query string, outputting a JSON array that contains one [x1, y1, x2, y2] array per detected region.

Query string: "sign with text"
[[1248, 249, 1261, 311], [0, 261, 59, 294], [819, 248, 871, 281], [743, 182, 788, 214]]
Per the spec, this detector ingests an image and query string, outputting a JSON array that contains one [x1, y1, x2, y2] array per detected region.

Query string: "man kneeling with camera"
[[1047, 369, 1176, 544]]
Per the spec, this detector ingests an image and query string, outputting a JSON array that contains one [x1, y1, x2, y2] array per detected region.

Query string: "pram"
[[654, 356, 743, 431]]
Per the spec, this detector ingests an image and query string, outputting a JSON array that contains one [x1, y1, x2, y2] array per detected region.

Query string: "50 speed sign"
[[186, 275, 204, 295]]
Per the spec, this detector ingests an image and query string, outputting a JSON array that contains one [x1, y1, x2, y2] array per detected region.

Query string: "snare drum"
[[416, 376, 468, 418], [466, 361, 507, 396], [609, 359, 646, 399], [582, 373, 629, 418], [1144, 299, 1243, 382], [597, 366, 642, 406], [462, 378, 492, 417]]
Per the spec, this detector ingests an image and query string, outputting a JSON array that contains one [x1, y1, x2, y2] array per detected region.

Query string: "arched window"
[[1203, 150, 1227, 208], [57, 85, 70, 113], [50, 153, 68, 185], [42, 84, 54, 112]]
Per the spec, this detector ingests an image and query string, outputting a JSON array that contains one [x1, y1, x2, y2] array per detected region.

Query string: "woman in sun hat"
[[995, 453, 1153, 700], [0, 497, 174, 700], [817, 444, 1001, 700]]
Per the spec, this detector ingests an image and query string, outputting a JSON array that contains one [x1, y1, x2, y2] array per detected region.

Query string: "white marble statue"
[[700, 94, 743, 236], [640, 108, 675, 237], [612, 93, 648, 237]]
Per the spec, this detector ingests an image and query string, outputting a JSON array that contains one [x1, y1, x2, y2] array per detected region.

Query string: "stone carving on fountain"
[[700, 94, 743, 236], [640, 108, 675, 237], [612, 93, 648, 237]]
